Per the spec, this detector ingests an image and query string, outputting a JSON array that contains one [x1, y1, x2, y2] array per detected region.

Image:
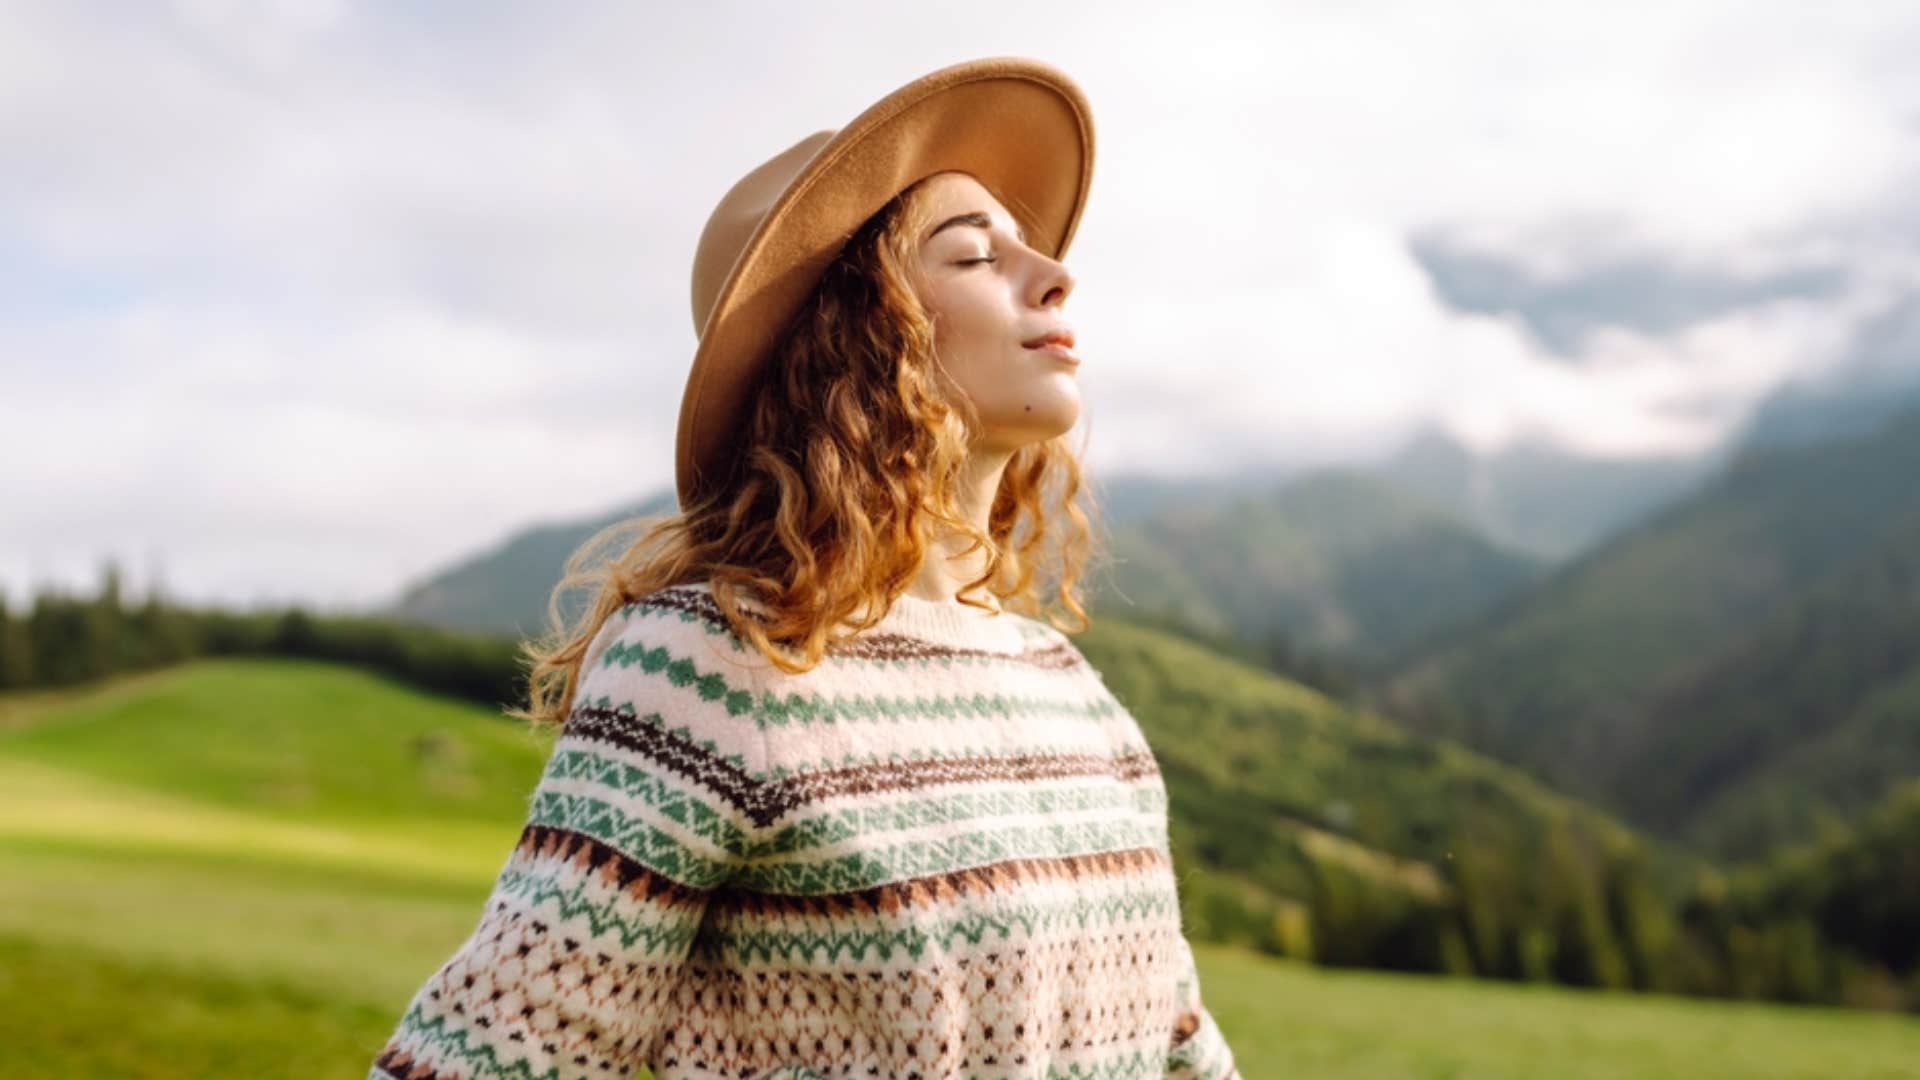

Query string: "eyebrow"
[[927, 210, 1028, 248]]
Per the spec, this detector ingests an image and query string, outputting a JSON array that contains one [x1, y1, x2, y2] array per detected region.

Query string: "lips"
[[1022, 328, 1076, 350]]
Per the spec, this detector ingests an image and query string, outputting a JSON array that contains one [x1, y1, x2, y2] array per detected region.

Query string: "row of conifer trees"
[[0, 560, 520, 707]]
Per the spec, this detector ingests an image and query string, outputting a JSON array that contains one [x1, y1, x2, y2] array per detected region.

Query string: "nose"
[[1030, 252, 1075, 309]]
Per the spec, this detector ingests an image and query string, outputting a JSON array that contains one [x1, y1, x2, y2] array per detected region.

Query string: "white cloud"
[[5, 0, 1920, 606]]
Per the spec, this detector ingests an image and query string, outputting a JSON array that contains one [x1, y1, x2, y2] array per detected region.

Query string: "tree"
[[0, 588, 33, 688]]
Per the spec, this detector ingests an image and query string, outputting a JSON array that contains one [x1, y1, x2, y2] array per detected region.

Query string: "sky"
[[5, 0, 1919, 611]]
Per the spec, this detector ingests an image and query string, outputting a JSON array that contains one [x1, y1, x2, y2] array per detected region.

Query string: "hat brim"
[[675, 56, 1095, 510]]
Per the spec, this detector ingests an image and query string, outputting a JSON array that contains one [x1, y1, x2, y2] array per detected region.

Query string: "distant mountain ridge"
[[388, 464, 1554, 673], [1379, 401, 1920, 861], [1092, 468, 1549, 672], [387, 490, 675, 637], [385, 421, 1732, 654], [1376, 425, 1718, 563]]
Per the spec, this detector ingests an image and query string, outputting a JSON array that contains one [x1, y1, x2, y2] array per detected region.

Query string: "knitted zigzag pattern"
[[371, 583, 1240, 1080]]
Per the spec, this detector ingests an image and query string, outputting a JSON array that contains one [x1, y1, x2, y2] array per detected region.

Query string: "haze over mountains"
[[388, 424, 1712, 664]]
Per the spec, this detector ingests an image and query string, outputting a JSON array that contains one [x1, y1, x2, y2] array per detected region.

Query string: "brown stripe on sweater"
[[709, 845, 1171, 914], [635, 584, 1085, 669], [635, 584, 772, 628], [827, 632, 1083, 669], [371, 1046, 461, 1080], [565, 704, 767, 820], [774, 747, 1163, 807], [565, 701, 1162, 829], [515, 823, 710, 908]]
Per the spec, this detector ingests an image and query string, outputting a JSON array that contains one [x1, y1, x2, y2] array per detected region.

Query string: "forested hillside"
[[1378, 404, 1920, 860]]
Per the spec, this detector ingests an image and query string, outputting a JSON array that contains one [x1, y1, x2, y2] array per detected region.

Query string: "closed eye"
[[957, 255, 998, 267]]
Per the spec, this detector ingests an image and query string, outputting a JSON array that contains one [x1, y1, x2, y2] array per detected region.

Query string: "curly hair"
[[506, 172, 1108, 731]]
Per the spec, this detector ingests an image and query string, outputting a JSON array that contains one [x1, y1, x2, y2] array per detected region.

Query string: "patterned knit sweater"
[[370, 581, 1240, 1080]]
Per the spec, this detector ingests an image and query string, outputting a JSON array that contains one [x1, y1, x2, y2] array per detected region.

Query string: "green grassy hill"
[[0, 659, 554, 1077], [5, 659, 1917, 1078], [1074, 612, 1707, 983]]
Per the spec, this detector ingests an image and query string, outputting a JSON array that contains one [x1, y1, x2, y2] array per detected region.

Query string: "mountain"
[[385, 491, 677, 636], [1613, 495, 1920, 861], [385, 466, 1546, 672], [1094, 430, 1719, 570], [1092, 468, 1549, 674], [1086, 464, 1305, 526], [1732, 296, 1920, 455], [1377, 425, 1718, 563], [1377, 402, 1920, 861]]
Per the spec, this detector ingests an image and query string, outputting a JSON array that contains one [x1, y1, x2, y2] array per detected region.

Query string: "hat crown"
[[691, 131, 836, 341]]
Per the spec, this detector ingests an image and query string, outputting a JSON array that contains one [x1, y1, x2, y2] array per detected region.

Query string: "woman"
[[370, 57, 1240, 1080]]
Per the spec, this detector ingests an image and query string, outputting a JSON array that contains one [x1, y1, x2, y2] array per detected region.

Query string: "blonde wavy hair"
[[507, 173, 1108, 731]]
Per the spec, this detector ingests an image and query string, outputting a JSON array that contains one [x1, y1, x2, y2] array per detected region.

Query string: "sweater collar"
[[874, 590, 1015, 643], [674, 580, 1025, 649]]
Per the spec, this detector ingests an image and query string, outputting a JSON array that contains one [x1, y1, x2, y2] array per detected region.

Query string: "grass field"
[[2, 659, 1915, 1079]]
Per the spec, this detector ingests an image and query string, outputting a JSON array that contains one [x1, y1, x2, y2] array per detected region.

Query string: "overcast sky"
[[6, 0, 1919, 611]]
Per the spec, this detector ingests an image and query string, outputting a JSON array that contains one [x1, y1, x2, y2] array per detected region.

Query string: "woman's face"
[[908, 172, 1080, 455]]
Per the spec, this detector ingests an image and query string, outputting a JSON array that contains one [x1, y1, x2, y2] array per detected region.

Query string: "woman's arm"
[[1165, 935, 1242, 1080], [368, 602, 763, 1080]]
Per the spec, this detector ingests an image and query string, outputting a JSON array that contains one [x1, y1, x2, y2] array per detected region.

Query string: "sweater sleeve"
[[1165, 935, 1241, 1080], [369, 602, 764, 1080]]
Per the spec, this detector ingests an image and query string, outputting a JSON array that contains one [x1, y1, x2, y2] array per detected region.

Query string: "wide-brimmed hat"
[[675, 56, 1096, 511]]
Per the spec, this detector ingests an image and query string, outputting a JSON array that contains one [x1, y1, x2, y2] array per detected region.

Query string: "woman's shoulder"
[[618, 579, 748, 632], [577, 579, 767, 678], [566, 582, 777, 791]]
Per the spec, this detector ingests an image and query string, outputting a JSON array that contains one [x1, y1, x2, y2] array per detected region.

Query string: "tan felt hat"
[[676, 56, 1096, 511]]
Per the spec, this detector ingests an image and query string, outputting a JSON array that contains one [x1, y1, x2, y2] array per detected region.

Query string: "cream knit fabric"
[[371, 581, 1240, 1080]]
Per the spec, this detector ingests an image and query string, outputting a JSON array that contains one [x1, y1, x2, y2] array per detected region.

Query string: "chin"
[[971, 396, 1081, 449], [1018, 414, 1083, 447]]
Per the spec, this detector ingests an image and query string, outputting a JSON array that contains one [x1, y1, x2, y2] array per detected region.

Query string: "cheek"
[[928, 284, 1010, 351], [949, 321, 1000, 367]]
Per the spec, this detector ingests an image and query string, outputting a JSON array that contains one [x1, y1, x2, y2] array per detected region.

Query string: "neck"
[[905, 446, 1013, 606]]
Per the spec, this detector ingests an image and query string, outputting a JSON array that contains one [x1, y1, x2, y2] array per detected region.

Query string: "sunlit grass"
[[3, 660, 1917, 1079], [0, 757, 521, 884], [1191, 940, 1920, 1079], [0, 841, 488, 1008], [0, 931, 399, 1079], [0, 657, 555, 824]]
